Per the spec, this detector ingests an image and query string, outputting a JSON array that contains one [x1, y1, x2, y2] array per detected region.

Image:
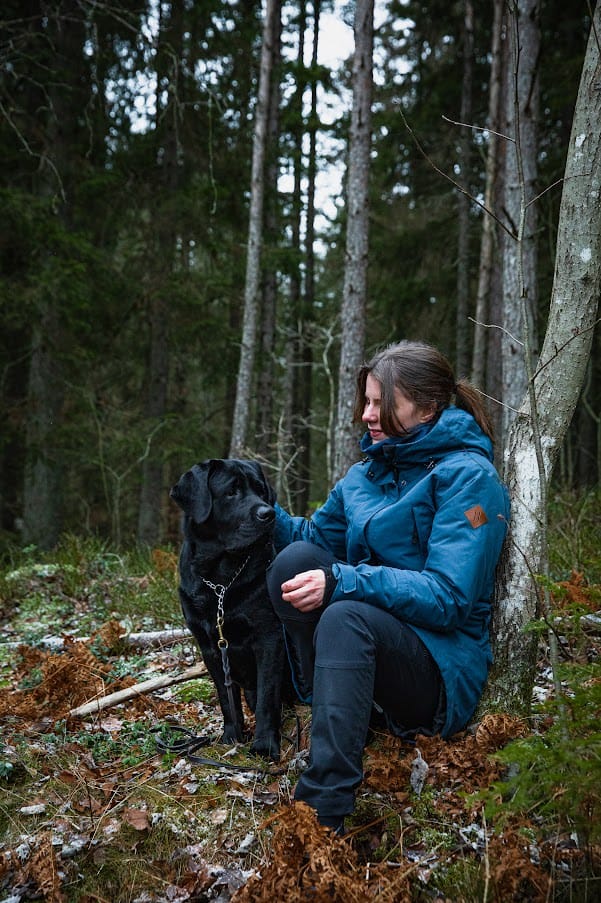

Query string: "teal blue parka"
[[274, 406, 510, 738]]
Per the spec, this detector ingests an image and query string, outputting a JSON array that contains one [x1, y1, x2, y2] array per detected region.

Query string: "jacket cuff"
[[320, 566, 337, 605]]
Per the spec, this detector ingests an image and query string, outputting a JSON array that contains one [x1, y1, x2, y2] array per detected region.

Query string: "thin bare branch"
[[441, 113, 514, 144], [468, 316, 524, 347], [400, 108, 517, 240]]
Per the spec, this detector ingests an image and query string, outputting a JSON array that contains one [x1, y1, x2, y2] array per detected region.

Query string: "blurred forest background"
[[1, 0, 599, 553]]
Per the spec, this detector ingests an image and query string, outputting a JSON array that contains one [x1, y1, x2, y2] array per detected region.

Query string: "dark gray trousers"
[[267, 541, 444, 819]]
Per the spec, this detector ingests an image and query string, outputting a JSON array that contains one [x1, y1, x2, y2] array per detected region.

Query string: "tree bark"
[[499, 0, 541, 444], [332, 0, 374, 484], [294, 0, 321, 515], [471, 0, 503, 389], [22, 3, 86, 549], [257, 9, 282, 449], [230, 0, 282, 457], [487, 1, 601, 714], [22, 308, 64, 548], [137, 1, 185, 546], [455, 0, 474, 378]]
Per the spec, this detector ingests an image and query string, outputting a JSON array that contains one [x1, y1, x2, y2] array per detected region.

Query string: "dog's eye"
[[226, 481, 240, 497]]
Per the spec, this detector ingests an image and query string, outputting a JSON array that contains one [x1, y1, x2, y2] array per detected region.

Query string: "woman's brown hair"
[[353, 340, 495, 441]]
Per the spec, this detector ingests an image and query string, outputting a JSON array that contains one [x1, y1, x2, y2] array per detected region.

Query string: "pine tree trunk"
[[257, 9, 282, 449], [22, 308, 64, 548], [486, 1, 601, 713], [137, 1, 184, 546], [230, 0, 281, 457], [499, 0, 540, 444], [295, 0, 321, 515], [22, 4, 86, 548], [332, 0, 374, 484], [455, 0, 474, 378], [471, 0, 503, 389]]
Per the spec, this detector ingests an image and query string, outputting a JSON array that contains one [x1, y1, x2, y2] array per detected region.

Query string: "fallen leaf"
[[122, 808, 150, 831]]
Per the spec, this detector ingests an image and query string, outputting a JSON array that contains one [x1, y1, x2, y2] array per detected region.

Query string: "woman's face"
[[362, 373, 433, 440]]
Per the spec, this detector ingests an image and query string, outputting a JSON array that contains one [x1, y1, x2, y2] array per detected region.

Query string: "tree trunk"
[[487, 1, 601, 714], [137, 290, 169, 546], [471, 0, 503, 389], [22, 3, 86, 548], [257, 8, 282, 450], [137, 1, 184, 546], [455, 0, 474, 378], [280, 3, 311, 511], [22, 308, 64, 548], [332, 0, 374, 484], [294, 0, 321, 515], [499, 0, 540, 444], [230, 0, 281, 457]]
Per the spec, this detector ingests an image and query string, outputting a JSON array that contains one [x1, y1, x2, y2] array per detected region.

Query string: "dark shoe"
[[318, 814, 346, 836]]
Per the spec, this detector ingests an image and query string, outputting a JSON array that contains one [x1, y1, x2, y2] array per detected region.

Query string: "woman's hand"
[[281, 569, 326, 612]]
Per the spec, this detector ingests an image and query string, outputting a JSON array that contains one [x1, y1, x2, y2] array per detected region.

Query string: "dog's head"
[[170, 459, 276, 551]]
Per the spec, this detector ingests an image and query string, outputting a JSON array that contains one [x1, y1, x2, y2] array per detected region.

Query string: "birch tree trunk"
[[487, 1, 601, 713], [499, 0, 540, 444], [332, 0, 374, 484], [230, 0, 281, 457]]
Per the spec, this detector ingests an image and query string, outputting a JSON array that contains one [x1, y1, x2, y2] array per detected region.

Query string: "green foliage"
[[479, 655, 601, 848], [548, 487, 601, 583], [75, 721, 159, 766], [0, 534, 181, 638], [174, 677, 216, 704]]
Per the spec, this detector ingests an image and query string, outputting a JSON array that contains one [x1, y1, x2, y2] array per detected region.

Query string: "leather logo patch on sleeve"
[[464, 504, 489, 529]]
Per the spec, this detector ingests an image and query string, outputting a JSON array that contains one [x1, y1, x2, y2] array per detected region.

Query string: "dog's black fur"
[[170, 458, 292, 761]]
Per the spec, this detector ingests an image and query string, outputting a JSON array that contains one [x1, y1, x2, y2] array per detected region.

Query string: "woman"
[[267, 340, 510, 834]]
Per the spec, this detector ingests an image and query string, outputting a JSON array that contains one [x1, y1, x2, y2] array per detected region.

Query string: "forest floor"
[[0, 539, 599, 902]]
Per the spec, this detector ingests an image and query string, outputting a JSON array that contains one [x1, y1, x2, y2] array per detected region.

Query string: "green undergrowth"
[[0, 533, 182, 642]]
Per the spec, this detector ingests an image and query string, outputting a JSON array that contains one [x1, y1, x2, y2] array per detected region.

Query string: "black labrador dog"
[[170, 458, 291, 761]]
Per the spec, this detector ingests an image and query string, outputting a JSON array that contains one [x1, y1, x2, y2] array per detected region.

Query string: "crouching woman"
[[267, 340, 510, 834]]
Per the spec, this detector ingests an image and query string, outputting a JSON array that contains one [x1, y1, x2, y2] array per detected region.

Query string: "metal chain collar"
[[201, 553, 251, 649]]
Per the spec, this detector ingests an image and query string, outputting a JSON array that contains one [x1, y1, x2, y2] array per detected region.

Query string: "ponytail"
[[454, 378, 495, 443]]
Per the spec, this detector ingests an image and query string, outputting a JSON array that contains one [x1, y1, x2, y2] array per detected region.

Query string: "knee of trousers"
[[314, 600, 377, 665], [267, 541, 334, 605]]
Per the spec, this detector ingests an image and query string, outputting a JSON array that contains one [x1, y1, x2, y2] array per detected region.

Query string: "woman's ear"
[[419, 404, 437, 423]]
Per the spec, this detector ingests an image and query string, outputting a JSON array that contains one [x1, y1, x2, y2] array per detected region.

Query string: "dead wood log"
[[68, 662, 208, 718], [2, 627, 192, 652]]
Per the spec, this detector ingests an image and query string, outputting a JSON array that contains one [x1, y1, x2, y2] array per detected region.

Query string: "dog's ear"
[[170, 462, 214, 523]]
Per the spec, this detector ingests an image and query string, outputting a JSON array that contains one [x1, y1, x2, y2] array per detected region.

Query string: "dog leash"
[[201, 554, 251, 722], [151, 723, 278, 774], [151, 721, 301, 776]]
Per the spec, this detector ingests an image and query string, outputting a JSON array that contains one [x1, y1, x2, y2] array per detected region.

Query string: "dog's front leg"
[[250, 638, 286, 761], [204, 648, 246, 744]]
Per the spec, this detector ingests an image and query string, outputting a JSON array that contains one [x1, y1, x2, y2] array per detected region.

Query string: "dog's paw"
[[250, 734, 281, 762], [221, 725, 247, 746]]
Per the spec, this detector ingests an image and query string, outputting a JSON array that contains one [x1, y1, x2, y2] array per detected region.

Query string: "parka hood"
[[360, 406, 494, 467]]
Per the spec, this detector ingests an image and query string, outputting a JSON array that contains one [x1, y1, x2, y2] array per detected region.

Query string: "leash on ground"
[[151, 716, 302, 777]]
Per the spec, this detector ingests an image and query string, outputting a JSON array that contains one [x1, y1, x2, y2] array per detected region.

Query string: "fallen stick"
[[1, 627, 192, 652], [68, 662, 208, 718], [125, 628, 192, 648]]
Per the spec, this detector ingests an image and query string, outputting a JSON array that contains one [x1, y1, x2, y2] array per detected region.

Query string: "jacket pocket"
[[411, 504, 434, 556]]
